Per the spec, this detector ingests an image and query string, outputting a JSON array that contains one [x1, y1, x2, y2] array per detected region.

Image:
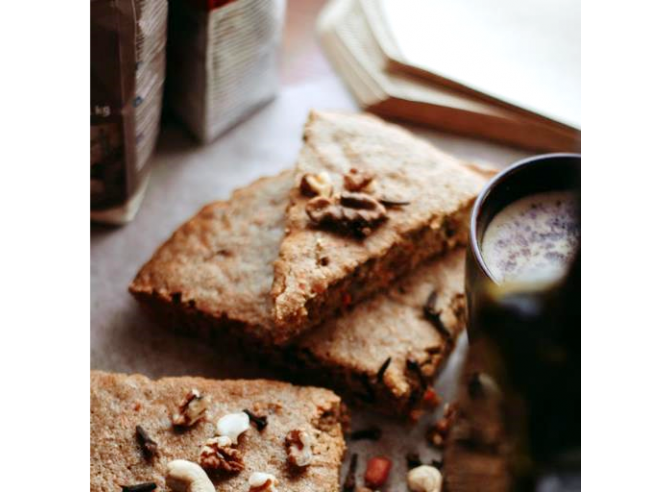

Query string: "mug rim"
[[469, 152, 581, 283]]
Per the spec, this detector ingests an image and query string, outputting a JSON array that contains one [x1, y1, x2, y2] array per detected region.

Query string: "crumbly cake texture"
[[271, 110, 489, 339], [90, 371, 346, 492], [130, 170, 486, 416]]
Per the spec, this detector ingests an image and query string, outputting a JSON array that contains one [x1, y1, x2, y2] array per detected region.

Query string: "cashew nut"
[[249, 471, 278, 491], [166, 459, 215, 492], [216, 411, 250, 444], [407, 465, 443, 492]]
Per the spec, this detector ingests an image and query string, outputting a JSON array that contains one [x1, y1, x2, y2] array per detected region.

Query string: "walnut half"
[[285, 429, 313, 469], [199, 436, 245, 472], [172, 389, 208, 427], [305, 192, 387, 237]]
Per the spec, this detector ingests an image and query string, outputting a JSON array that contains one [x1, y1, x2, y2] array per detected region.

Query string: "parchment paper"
[[90, 76, 529, 488]]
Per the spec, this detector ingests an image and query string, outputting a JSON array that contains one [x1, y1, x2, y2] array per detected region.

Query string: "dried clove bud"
[[423, 290, 452, 341], [350, 426, 382, 441], [135, 425, 158, 459], [243, 409, 268, 431], [122, 484, 157, 492], [376, 357, 392, 383], [343, 453, 359, 492]]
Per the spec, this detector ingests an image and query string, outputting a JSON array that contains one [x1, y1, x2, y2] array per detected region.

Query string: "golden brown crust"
[[271, 111, 488, 338], [128, 169, 486, 416], [90, 371, 346, 492]]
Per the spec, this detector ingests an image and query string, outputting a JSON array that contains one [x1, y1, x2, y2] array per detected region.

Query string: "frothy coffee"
[[481, 191, 579, 284]]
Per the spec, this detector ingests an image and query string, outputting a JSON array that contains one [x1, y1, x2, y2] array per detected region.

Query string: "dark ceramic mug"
[[464, 153, 581, 489]]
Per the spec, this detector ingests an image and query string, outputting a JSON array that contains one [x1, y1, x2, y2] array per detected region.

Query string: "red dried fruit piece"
[[364, 456, 392, 488]]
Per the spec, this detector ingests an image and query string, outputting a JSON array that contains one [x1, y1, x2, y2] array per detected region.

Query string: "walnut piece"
[[300, 172, 333, 197], [344, 168, 374, 192], [305, 192, 387, 237], [285, 429, 313, 468], [199, 436, 245, 472], [172, 389, 208, 427]]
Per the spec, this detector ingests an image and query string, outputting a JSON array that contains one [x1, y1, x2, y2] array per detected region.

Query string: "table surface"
[[91, 0, 531, 488]]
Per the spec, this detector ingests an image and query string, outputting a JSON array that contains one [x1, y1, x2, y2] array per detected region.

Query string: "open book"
[[317, 0, 580, 151]]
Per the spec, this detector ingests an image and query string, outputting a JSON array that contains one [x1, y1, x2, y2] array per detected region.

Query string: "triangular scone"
[[271, 111, 488, 337], [90, 371, 346, 492], [130, 171, 489, 417]]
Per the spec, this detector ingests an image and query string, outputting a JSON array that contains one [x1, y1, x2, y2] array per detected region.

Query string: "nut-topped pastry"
[[90, 371, 346, 491], [271, 110, 490, 340]]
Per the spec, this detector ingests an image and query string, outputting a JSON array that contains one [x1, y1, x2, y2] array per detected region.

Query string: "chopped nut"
[[284, 429, 313, 468], [135, 425, 158, 459], [300, 172, 333, 197], [199, 436, 244, 472], [216, 411, 250, 444], [248, 471, 278, 492], [407, 465, 443, 492], [172, 389, 208, 427], [305, 193, 387, 237], [344, 168, 375, 192], [364, 456, 392, 488], [426, 402, 458, 448], [166, 459, 215, 492]]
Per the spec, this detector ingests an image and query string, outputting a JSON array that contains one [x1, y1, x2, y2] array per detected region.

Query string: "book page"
[[381, 0, 581, 129]]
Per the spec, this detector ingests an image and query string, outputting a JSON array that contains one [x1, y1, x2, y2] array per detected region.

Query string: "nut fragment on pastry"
[[199, 436, 244, 472], [166, 459, 215, 492], [300, 172, 333, 197], [216, 411, 250, 444], [285, 429, 313, 468], [172, 389, 208, 427], [248, 472, 278, 492]]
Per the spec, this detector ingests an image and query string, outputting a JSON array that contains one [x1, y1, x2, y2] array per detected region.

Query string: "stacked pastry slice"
[[130, 110, 495, 418]]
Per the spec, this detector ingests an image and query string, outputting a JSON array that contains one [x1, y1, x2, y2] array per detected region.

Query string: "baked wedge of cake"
[[270, 110, 488, 340], [90, 371, 347, 492], [130, 168, 491, 417]]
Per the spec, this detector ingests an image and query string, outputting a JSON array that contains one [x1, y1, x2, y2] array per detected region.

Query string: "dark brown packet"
[[90, 0, 167, 225]]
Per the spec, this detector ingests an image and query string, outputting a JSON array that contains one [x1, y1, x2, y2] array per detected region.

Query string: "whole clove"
[[243, 409, 268, 431], [135, 425, 158, 459]]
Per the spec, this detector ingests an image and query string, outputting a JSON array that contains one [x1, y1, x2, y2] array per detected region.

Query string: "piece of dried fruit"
[[305, 193, 387, 237], [422, 387, 441, 408], [426, 402, 459, 448], [300, 172, 333, 197], [199, 436, 245, 472], [364, 456, 392, 488], [172, 389, 208, 427], [285, 429, 313, 468], [407, 464, 443, 492], [344, 168, 374, 192], [248, 471, 278, 492]]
